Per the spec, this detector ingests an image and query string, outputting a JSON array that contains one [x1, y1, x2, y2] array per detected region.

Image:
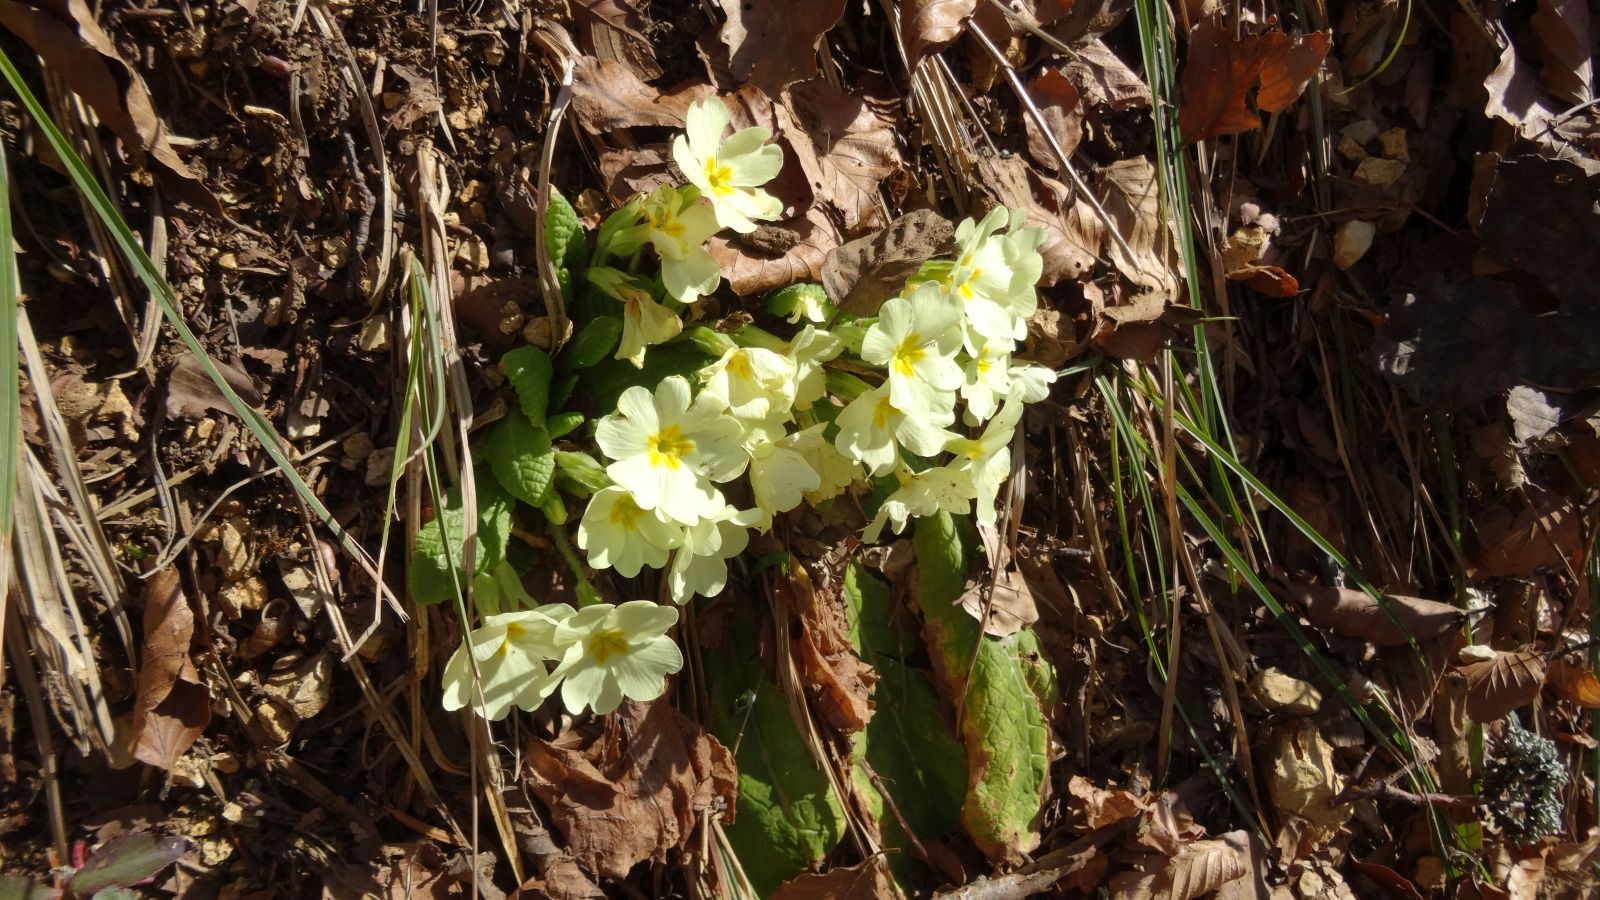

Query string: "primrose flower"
[[596, 376, 747, 525], [747, 424, 824, 527], [642, 185, 722, 304], [834, 383, 956, 475], [945, 208, 1042, 343], [554, 601, 683, 715], [577, 486, 684, 577], [673, 98, 784, 233], [668, 506, 758, 603], [699, 345, 797, 421], [589, 267, 682, 367], [960, 338, 1014, 424], [861, 284, 964, 416], [787, 326, 844, 410], [1007, 362, 1057, 403], [946, 396, 1025, 526], [441, 606, 575, 720], [864, 465, 976, 542], [799, 433, 862, 505]]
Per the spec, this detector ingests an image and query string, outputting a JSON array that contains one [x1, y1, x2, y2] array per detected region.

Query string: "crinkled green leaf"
[[545, 188, 587, 270], [558, 315, 623, 371], [486, 410, 556, 507], [547, 410, 584, 440], [501, 346, 553, 427], [705, 619, 847, 897], [845, 563, 966, 878], [409, 475, 515, 605], [583, 346, 715, 413], [551, 373, 578, 410], [913, 512, 1051, 861]]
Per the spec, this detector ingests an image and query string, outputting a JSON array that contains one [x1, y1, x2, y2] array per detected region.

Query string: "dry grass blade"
[[529, 22, 579, 349]]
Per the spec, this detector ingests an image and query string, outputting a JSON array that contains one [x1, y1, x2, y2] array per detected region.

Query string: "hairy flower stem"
[[548, 519, 604, 607]]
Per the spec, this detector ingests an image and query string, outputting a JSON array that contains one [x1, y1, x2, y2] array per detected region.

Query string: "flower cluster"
[[440, 96, 1057, 722]]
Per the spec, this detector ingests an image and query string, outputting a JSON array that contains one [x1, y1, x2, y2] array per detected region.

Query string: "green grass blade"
[[0, 144, 18, 584]]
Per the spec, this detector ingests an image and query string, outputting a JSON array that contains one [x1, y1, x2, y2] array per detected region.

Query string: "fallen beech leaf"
[[959, 523, 1040, 637], [771, 859, 895, 899], [821, 209, 954, 314], [1286, 583, 1465, 646], [1478, 157, 1600, 309], [708, 205, 839, 295], [1062, 39, 1152, 110], [783, 79, 902, 233], [1484, 43, 1569, 153], [127, 568, 210, 770], [571, 57, 713, 131], [1179, 14, 1332, 143], [0, 0, 221, 214], [902, 0, 979, 71], [1267, 719, 1350, 841], [973, 154, 1099, 285], [572, 0, 661, 81], [1098, 157, 1179, 301], [524, 699, 736, 881], [1459, 650, 1545, 723], [1546, 658, 1600, 707], [721, 0, 847, 95], [1024, 67, 1085, 168], [780, 555, 877, 734], [1229, 265, 1299, 297], [1160, 832, 1251, 900], [1529, 0, 1594, 106], [1066, 775, 1146, 829], [1471, 491, 1579, 577]]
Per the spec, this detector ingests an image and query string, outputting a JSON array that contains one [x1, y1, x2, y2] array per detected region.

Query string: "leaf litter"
[[3, 0, 1600, 895]]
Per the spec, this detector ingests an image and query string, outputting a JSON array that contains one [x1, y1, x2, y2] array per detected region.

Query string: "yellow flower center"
[[647, 424, 695, 470], [586, 628, 630, 666], [975, 356, 992, 374], [725, 351, 754, 380], [704, 155, 735, 197], [872, 394, 897, 430], [496, 620, 527, 656], [956, 268, 980, 300], [891, 333, 925, 378], [646, 205, 686, 238], [607, 495, 643, 528]]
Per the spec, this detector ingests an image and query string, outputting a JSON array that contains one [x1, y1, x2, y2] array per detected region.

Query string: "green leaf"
[[582, 346, 716, 414], [0, 874, 53, 900], [547, 410, 585, 440], [913, 512, 1051, 860], [486, 411, 556, 507], [409, 475, 515, 605], [553, 450, 611, 497], [558, 315, 623, 371], [501, 346, 553, 427], [765, 282, 832, 321], [67, 833, 187, 893], [845, 563, 966, 877], [545, 188, 587, 270], [705, 619, 847, 897]]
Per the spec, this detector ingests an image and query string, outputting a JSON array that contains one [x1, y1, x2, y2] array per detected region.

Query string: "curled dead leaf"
[[1459, 650, 1545, 723], [524, 699, 736, 881], [771, 859, 895, 899], [1023, 67, 1085, 169], [821, 209, 954, 315], [708, 205, 839, 295], [1179, 13, 1332, 143], [780, 556, 877, 734], [1546, 658, 1600, 707], [1161, 832, 1252, 900], [127, 568, 210, 770], [1471, 491, 1579, 578], [901, 0, 979, 71], [721, 0, 847, 95], [571, 57, 713, 132], [1286, 582, 1466, 646], [1067, 775, 1147, 829]]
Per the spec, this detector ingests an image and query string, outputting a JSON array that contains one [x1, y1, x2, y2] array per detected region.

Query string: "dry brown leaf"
[[821, 209, 954, 314], [783, 78, 902, 233], [1023, 67, 1085, 169], [972, 155, 1099, 285], [1460, 650, 1545, 723], [524, 699, 736, 881], [901, 0, 979, 71], [0, 0, 221, 215], [1179, 13, 1331, 143], [1529, 0, 1593, 106], [1546, 658, 1600, 707], [721, 0, 847, 95], [1267, 720, 1350, 842], [127, 568, 209, 770], [1286, 583, 1466, 646], [515, 859, 607, 899], [1097, 157, 1179, 301], [1062, 39, 1152, 110], [572, 0, 661, 81], [781, 555, 877, 734], [571, 57, 714, 132], [1471, 491, 1579, 577], [708, 204, 840, 295], [958, 522, 1040, 637], [771, 859, 895, 899], [1067, 775, 1147, 829], [1160, 832, 1252, 900], [1483, 44, 1569, 155]]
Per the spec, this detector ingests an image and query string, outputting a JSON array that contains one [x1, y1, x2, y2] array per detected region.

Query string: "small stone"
[[521, 315, 571, 350], [356, 315, 390, 352], [1354, 156, 1406, 187], [342, 432, 375, 460], [255, 701, 295, 744], [1377, 126, 1409, 161], [455, 235, 490, 271], [1333, 220, 1376, 270], [498, 300, 525, 335], [200, 838, 235, 866], [1340, 119, 1380, 146], [1250, 667, 1323, 716], [221, 801, 245, 823], [1336, 135, 1367, 162], [285, 409, 321, 441], [365, 447, 396, 487], [216, 520, 250, 580], [278, 560, 327, 620], [218, 576, 268, 619]]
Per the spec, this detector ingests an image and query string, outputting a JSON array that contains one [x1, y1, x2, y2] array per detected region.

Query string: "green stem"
[[547, 520, 603, 607]]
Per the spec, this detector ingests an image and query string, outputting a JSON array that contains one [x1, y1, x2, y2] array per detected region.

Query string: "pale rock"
[[1377, 126, 1409, 161], [218, 576, 268, 618], [356, 315, 390, 352], [342, 431, 375, 461], [1250, 667, 1323, 716], [1339, 119, 1380, 146], [278, 559, 327, 619], [455, 235, 490, 271], [1354, 157, 1406, 187], [365, 447, 396, 487], [1333, 220, 1376, 270]]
